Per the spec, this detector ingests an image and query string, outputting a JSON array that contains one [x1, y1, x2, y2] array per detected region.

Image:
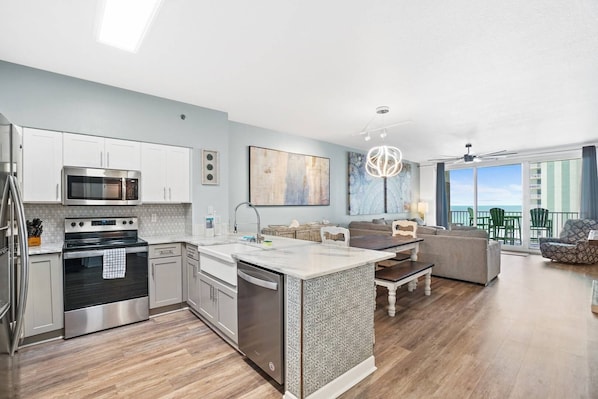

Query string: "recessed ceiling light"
[[96, 0, 162, 53]]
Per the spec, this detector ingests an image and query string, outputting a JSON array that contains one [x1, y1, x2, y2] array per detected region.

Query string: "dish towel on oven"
[[103, 248, 126, 279]]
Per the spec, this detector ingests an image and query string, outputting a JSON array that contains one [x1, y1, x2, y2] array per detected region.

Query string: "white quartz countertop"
[[28, 241, 63, 255], [235, 243, 394, 280], [143, 233, 394, 279], [196, 235, 315, 263], [143, 233, 307, 247], [143, 233, 243, 246], [143, 235, 204, 245]]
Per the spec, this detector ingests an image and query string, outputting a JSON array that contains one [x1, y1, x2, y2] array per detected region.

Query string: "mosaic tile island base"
[[235, 242, 394, 399]]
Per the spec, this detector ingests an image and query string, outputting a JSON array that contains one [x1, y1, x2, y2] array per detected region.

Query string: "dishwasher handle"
[[238, 270, 278, 291]]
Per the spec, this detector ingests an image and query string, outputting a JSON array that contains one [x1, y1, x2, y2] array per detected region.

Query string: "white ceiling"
[[1, 0, 597, 163]]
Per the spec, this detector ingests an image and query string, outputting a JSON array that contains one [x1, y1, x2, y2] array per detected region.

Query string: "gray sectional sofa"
[[348, 220, 501, 285]]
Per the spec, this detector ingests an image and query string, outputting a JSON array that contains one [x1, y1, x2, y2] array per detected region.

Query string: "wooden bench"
[[374, 260, 434, 317]]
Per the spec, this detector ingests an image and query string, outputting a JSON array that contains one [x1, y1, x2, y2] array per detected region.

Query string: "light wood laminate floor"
[[1, 253, 597, 398]]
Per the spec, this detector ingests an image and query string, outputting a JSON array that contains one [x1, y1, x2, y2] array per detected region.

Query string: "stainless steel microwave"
[[62, 167, 141, 206]]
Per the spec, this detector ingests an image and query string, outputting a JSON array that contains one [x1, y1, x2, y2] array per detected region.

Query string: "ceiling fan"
[[428, 143, 517, 164]]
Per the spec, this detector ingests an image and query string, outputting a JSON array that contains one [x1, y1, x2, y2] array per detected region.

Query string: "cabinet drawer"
[[149, 243, 181, 258], [186, 244, 199, 261]]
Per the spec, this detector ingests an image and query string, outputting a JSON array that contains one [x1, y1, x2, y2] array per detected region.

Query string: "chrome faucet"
[[233, 201, 263, 243]]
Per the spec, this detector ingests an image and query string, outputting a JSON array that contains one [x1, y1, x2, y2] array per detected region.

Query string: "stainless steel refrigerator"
[[0, 113, 29, 356]]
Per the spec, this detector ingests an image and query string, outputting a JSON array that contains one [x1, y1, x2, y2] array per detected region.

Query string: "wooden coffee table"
[[374, 260, 434, 317]]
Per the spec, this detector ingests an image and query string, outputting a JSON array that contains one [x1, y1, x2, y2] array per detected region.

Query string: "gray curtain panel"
[[436, 162, 449, 228], [580, 145, 598, 220]]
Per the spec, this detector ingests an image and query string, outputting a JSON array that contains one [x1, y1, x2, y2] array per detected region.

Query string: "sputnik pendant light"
[[363, 106, 403, 178], [366, 144, 403, 178]]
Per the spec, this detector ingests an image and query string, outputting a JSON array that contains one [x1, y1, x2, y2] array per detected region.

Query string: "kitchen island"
[[233, 241, 393, 399]]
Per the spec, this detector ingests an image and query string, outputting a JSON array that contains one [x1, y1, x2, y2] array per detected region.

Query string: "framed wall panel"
[[202, 149, 219, 185], [249, 146, 330, 206]]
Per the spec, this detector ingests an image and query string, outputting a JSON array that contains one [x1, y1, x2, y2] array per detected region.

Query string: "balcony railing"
[[449, 210, 580, 246]]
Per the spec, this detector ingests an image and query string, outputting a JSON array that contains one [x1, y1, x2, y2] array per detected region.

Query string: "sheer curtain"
[[436, 163, 449, 228], [580, 145, 598, 220]]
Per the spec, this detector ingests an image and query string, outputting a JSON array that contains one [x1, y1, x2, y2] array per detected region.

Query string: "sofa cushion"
[[372, 217, 386, 225], [348, 221, 391, 232], [417, 226, 439, 235], [451, 225, 479, 231], [437, 228, 488, 239]]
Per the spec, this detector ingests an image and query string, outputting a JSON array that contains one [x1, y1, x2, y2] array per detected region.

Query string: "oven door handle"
[[63, 246, 148, 259]]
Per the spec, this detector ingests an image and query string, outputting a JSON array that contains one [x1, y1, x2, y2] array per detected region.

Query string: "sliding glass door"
[[478, 164, 522, 246], [447, 155, 581, 251], [448, 168, 474, 226], [527, 158, 581, 248]]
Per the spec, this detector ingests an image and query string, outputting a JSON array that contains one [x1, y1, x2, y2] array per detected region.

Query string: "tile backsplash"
[[24, 203, 192, 243]]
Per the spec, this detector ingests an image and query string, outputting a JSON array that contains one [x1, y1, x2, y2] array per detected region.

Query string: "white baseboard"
[[305, 356, 376, 399]]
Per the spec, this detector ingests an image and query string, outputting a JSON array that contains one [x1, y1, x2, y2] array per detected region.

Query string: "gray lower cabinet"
[[198, 271, 237, 344], [186, 245, 200, 311], [24, 253, 63, 337], [149, 244, 182, 309]]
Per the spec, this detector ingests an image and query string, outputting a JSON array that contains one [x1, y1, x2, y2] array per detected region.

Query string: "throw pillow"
[[372, 218, 386, 225]]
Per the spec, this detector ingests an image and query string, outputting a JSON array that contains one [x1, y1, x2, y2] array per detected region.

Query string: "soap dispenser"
[[205, 208, 215, 238]]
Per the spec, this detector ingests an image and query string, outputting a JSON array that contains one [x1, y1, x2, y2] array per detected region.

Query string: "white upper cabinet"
[[22, 128, 63, 202], [141, 143, 190, 203], [62, 133, 103, 168], [63, 133, 140, 170], [167, 146, 191, 202], [104, 138, 141, 170]]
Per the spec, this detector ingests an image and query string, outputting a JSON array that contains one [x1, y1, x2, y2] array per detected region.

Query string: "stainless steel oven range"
[[62, 217, 148, 339]]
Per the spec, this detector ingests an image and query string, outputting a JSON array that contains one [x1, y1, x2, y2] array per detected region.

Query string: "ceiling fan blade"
[[477, 150, 517, 157], [427, 156, 461, 162]]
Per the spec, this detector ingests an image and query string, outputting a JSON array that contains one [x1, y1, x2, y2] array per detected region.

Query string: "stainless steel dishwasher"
[[237, 261, 284, 385]]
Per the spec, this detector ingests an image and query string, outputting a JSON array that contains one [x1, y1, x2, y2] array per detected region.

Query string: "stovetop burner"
[[63, 217, 147, 252], [63, 237, 148, 251]]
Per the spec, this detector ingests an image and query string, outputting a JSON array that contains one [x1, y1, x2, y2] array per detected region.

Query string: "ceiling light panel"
[[96, 0, 162, 53]]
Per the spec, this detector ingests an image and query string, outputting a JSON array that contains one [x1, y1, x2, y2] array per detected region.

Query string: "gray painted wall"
[[229, 122, 420, 228], [0, 60, 420, 233], [0, 60, 228, 227]]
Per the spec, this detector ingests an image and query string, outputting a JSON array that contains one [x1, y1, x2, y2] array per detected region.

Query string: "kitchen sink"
[[199, 242, 264, 263]]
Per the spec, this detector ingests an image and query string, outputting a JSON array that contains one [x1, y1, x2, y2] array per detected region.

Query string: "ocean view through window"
[[447, 157, 581, 249]]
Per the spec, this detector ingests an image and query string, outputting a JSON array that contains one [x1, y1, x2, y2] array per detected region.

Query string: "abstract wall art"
[[348, 152, 385, 215], [348, 151, 412, 215], [249, 146, 330, 206]]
